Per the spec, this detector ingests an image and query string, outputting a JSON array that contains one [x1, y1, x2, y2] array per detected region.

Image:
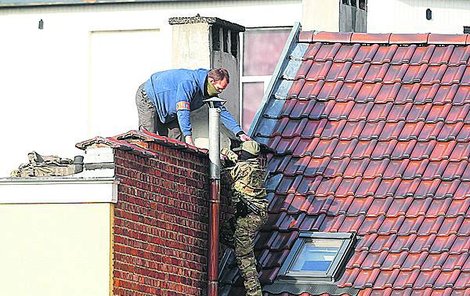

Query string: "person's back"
[[231, 157, 268, 211], [221, 141, 268, 296]]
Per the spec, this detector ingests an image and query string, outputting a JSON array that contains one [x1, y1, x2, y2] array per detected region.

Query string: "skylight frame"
[[278, 232, 356, 282]]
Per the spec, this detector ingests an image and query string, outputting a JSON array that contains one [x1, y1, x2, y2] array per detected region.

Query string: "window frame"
[[239, 26, 292, 125], [278, 232, 356, 282]]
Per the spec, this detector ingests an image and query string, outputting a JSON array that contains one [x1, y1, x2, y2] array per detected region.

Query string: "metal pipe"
[[206, 98, 223, 296]]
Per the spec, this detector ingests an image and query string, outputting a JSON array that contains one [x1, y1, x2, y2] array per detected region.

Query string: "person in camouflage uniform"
[[221, 141, 268, 296]]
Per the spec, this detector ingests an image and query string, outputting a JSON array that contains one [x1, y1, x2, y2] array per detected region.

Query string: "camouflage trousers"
[[234, 210, 268, 296]]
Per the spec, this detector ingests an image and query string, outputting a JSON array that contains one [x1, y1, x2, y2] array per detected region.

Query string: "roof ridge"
[[299, 31, 470, 45]]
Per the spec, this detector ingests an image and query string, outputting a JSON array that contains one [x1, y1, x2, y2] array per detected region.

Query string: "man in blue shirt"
[[135, 68, 251, 145]]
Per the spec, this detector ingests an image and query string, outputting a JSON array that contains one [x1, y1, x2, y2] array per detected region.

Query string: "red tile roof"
[[249, 30, 470, 295]]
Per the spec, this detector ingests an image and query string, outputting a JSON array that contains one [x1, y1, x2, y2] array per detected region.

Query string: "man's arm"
[[218, 105, 252, 141], [175, 81, 197, 143]]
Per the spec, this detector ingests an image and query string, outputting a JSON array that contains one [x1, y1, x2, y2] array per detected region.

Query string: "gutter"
[[205, 98, 224, 296]]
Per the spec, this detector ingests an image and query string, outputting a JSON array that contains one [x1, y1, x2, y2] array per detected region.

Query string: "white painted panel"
[[88, 29, 163, 136], [0, 178, 117, 204]]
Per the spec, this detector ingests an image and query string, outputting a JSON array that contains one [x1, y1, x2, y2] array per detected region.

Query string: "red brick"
[[112, 142, 229, 296]]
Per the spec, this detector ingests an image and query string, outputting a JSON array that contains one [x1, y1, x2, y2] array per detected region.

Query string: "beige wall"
[[302, 0, 339, 31], [0, 203, 113, 296]]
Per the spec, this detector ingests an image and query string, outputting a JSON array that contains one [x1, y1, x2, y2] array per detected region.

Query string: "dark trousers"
[[135, 83, 183, 141]]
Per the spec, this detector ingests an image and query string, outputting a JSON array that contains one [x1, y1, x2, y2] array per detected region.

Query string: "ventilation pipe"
[[206, 97, 225, 296]]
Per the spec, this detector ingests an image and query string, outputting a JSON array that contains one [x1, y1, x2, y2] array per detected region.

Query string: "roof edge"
[[75, 130, 208, 156]]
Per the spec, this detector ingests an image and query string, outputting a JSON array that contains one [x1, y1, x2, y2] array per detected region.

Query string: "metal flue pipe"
[[205, 97, 225, 296]]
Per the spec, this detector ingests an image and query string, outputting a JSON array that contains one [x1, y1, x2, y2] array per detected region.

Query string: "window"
[[279, 232, 355, 281], [342, 0, 367, 10], [464, 26, 470, 34], [359, 0, 366, 10], [241, 27, 291, 131]]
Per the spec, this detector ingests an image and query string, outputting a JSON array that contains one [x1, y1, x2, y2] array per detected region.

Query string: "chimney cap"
[[169, 15, 245, 32]]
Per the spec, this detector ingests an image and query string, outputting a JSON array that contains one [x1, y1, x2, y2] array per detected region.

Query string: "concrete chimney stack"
[[169, 16, 245, 149]]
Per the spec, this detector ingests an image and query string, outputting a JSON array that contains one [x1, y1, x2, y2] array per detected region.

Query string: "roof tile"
[[436, 270, 463, 289], [350, 33, 391, 44], [372, 276, 399, 292], [311, 31, 352, 43], [428, 34, 467, 45], [442, 253, 468, 271], [389, 33, 429, 44], [414, 270, 441, 289], [393, 269, 420, 288]]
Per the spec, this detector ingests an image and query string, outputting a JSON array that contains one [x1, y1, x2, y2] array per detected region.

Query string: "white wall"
[[0, 0, 302, 177], [368, 0, 470, 33]]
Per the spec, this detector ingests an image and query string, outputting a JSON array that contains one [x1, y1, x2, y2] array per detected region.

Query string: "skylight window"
[[279, 232, 355, 282]]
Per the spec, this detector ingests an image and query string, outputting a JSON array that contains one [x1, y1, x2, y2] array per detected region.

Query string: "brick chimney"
[[169, 16, 245, 149]]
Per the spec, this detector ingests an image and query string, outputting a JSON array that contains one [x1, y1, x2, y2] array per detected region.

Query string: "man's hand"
[[185, 135, 195, 146], [238, 133, 252, 142]]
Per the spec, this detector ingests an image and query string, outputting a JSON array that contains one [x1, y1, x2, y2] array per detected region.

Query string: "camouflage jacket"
[[222, 150, 268, 209]]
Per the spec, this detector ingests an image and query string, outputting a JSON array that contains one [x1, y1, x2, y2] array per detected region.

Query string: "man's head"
[[234, 140, 260, 160], [207, 68, 230, 95]]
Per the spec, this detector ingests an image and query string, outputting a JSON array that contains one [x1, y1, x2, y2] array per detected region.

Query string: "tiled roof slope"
[[250, 30, 470, 295]]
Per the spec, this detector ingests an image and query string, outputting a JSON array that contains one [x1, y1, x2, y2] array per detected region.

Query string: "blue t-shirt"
[[144, 68, 243, 137]]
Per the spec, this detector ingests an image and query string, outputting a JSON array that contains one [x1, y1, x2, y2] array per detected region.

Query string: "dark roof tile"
[[367, 196, 393, 217], [441, 65, 467, 84], [314, 43, 342, 62], [414, 270, 441, 289], [439, 216, 464, 236], [461, 66, 470, 84], [435, 270, 462, 289], [431, 235, 457, 254], [453, 86, 470, 105], [448, 46, 470, 65], [331, 139, 357, 158], [393, 269, 420, 288], [336, 81, 363, 101], [374, 270, 400, 290], [353, 268, 380, 288], [429, 46, 455, 65], [406, 197, 432, 217], [410, 45, 435, 65], [370, 140, 396, 159], [442, 253, 468, 271]]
